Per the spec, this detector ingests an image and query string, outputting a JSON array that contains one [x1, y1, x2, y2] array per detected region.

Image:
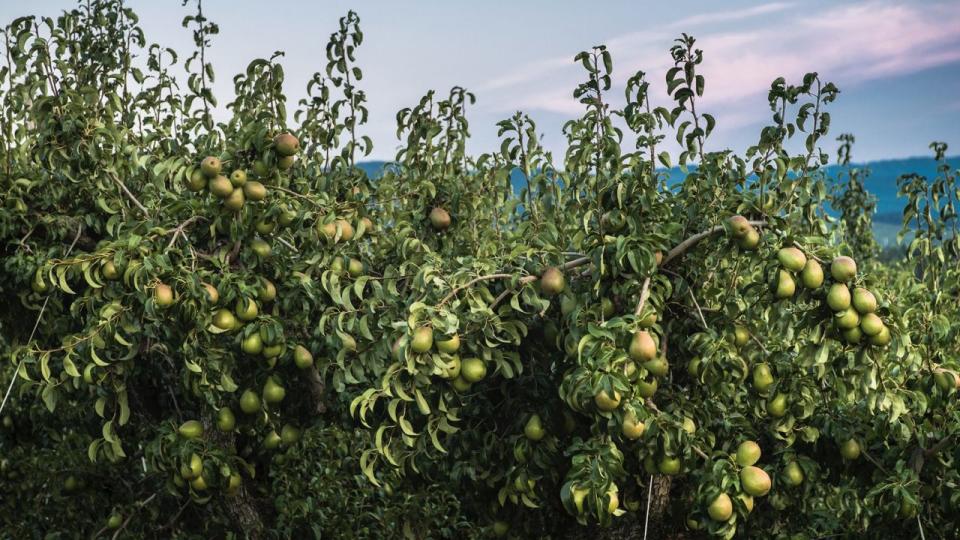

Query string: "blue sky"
[[4, 1, 959, 162]]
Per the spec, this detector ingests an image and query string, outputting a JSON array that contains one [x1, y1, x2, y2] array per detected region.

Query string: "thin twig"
[[439, 273, 513, 307], [111, 493, 158, 540], [110, 172, 150, 218], [661, 220, 766, 267]]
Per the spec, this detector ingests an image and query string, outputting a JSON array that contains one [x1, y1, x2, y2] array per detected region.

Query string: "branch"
[[165, 216, 204, 250], [489, 256, 591, 310], [439, 273, 513, 307], [634, 276, 652, 316], [110, 173, 150, 218], [661, 220, 766, 267]]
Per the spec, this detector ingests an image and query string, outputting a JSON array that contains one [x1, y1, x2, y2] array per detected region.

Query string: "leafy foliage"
[[1, 2, 958, 539]]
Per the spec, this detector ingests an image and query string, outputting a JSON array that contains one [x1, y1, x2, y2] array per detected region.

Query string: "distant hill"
[[356, 155, 959, 245]]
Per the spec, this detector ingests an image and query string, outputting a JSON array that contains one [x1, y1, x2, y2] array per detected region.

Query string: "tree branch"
[[661, 220, 766, 266]]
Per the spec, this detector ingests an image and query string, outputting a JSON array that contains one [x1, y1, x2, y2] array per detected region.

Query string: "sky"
[[3, 0, 959, 163]]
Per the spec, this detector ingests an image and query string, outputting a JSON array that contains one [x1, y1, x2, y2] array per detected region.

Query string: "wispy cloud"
[[482, 0, 960, 129]]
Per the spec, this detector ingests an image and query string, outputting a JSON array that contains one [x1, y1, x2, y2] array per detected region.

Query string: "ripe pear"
[[348, 258, 364, 278], [628, 330, 657, 362], [571, 484, 590, 514], [278, 207, 296, 226], [682, 417, 696, 435], [255, 220, 276, 235], [783, 461, 804, 486], [106, 513, 123, 529], [800, 259, 824, 288], [441, 355, 461, 379], [411, 327, 434, 353], [252, 159, 270, 177], [243, 180, 266, 201], [259, 279, 277, 303], [842, 326, 863, 344], [738, 493, 755, 513], [274, 133, 300, 156], [318, 222, 338, 241], [708, 493, 733, 521], [178, 420, 203, 439], [452, 375, 472, 392], [736, 440, 761, 467], [767, 393, 788, 418], [209, 175, 233, 198], [188, 453, 203, 479], [740, 466, 771, 496], [263, 377, 286, 404], [606, 490, 619, 514], [340, 333, 357, 352], [840, 438, 860, 460], [335, 219, 355, 241], [636, 377, 658, 398], [658, 455, 681, 475], [239, 389, 261, 414], [293, 345, 313, 369], [737, 227, 760, 250], [227, 473, 242, 495], [212, 308, 237, 330], [777, 247, 807, 272], [191, 474, 209, 491], [851, 288, 877, 314], [868, 326, 891, 346], [461, 358, 487, 383], [728, 215, 751, 237], [859, 313, 884, 336], [229, 169, 247, 187], [203, 283, 220, 304], [774, 270, 796, 299], [224, 187, 245, 211], [155, 283, 174, 307], [643, 356, 669, 378], [236, 297, 259, 322], [834, 308, 860, 330], [251, 238, 272, 258], [622, 412, 645, 440], [436, 333, 460, 354], [733, 325, 750, 347], [217, 407, 236, 432], [523, 414, 545, 441], [540, 267, 566, 295], [826, 283, 851, 311], [831, 256, 857, 282], [594, 389, 622, 411], [263, 430, 282, 450], [752, 363, 774, 393], [429, 207, 451, 230], [241, 332, 263, 355], [200, 156, 221, 178], [186, 169, 207, 191], [280, 424, 301, 446]]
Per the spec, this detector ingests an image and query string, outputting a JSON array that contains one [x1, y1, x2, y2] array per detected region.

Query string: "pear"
[[859, 313, 884, 336], [733, 325, 750, 347], [429, 207, 451, 230], [411, 327, 434, 353], [335, 219, 355, 241], [628, 330, 657, 362], [155, 283, 174, 307], [774, 270, 795, 299], [229, 169, 247, 187], [658, 456, 681, 475], [280, 424, 301, 446], [436, 333, 461, 354], [212, 308, 237, 330], [834, 308, 860, 330], [540, 267, 566, 295], [243, 181, 267, 201], [274, 133, 300, 156], [777, 247, 807, 272], [622, 412, 646, 440], [636, 377, 658, 398], [203, 283, 220, 304], [840, 438, 861, 460], [251, 238, 272, 258], [737, 228, 760, 250], [826, 283, 851, 311], [800, 259, 824, 288], [740, 466, 771, 496], [727, 215, 751, 237], [867, 326, 891, 346], [752, 363, 774, 393], [643, 356, 669, 378], [186, 169, 207, 191], [209, 175, 233, 198], [523, 414, 545, 441], [217, 407, 236, 432], [239, 389, 261, 414], [200, 156, 222, 178], [263, 377, 286, 404], [178, 420, 203, 439], [736, 440, 761, 467], [594, 389, 622, 411], [348, 258, 364, 278], [767, 393, 788, 418], [831, 256, 857, 282], [783, 461, 804, 486], [241, 332, 263, 355], [263, 430, 282, 450], [852, 288, 877, 313], [224, 187, 245, 211], [842, 326, 863, 344], [452, 376, 473, 392], [293, 345, 314, 369], [461, 358, 487, 383], [236, 297, 259, 322], [259, 279, 277, 303], [707, 493, 733, 521]]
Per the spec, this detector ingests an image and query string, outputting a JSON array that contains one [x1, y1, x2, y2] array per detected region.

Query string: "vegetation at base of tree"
[[1, 1, 959, 538]]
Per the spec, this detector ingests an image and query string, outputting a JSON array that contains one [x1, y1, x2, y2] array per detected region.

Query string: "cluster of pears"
[[774, 248, 890, 347], [706, 441, 772, 522], [597, 328, 666, 416], [175, 420, 243, 494], [728, 215, 760, 250], [403, 327, 487, 392], [186, 132, 299, 212]]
